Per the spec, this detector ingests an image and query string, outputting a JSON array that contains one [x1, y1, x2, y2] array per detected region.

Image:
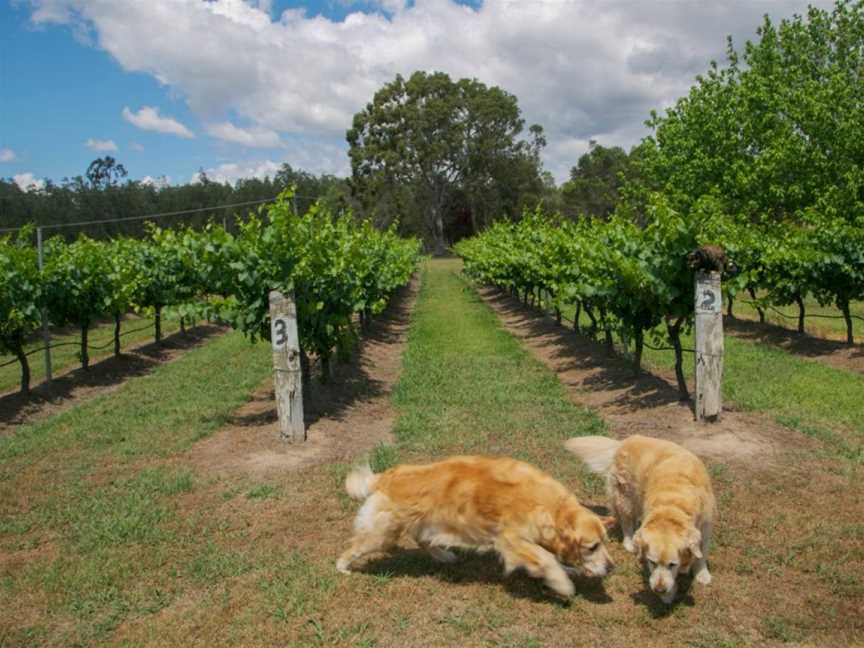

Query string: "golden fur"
[[565, 435, 715, 604], [337, 455, 615, 597]]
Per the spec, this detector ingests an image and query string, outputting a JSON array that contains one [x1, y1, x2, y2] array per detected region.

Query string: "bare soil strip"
[[187, 278, 419, 477]]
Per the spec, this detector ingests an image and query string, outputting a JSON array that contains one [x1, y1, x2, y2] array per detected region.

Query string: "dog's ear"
[[686, 526, 703, 560], [632, 530, 646, 560]]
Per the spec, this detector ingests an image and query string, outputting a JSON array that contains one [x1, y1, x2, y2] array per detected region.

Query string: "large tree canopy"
[[561, 142, 639, 220], [347, 71, 546, 253], [634, 0, 864, 226]]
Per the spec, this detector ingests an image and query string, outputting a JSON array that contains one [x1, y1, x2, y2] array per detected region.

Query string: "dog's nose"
[[653, 584, 667, 593]]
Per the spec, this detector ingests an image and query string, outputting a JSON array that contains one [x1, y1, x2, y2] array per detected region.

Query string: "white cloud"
[[0, 148, 15, 162], [192, 159, 282, 185], [130, 141, 145, 152], [85, 138, 118, 152], [13, 173, 46, 192], [122, 106, 194, 139], [31, 0, 834, 182], [206, 122, 282, 148], [141, 174, 171, 188]]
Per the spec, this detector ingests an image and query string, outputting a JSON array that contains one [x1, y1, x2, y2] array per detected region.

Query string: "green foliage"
[[347, 70, 545, 252], [560, 143, 637, 220], [0, 228, 42, 392], [222, 191, 421, 359]]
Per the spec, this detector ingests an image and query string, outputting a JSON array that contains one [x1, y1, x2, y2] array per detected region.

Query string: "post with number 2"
[[694, 271, 723, 422], [269, 290, 306, 442]]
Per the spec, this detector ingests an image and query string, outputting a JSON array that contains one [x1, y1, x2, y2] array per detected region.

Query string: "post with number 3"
[[694, 271, 723, 422], [269, 290, 306, 442]]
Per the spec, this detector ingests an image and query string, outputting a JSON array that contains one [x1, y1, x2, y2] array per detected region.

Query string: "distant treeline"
[[0, 158, 349, 240]]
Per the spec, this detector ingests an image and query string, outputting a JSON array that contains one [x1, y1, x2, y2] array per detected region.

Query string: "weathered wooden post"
[[694, 271, 723, 422], [269, 290, 305, 442], [36, 227, 52, 383]]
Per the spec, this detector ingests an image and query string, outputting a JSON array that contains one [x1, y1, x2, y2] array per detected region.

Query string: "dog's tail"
[[564, 436, 621, 475], [345, 464, 379, 500]]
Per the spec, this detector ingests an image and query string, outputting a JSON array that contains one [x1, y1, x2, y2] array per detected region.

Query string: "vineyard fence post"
[[694, 271, 723, 422], [269, 290, 306, 442], [36, 227, 52, 383]]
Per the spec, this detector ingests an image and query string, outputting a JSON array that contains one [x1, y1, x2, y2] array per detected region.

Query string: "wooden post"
[[694, 271, 723, 422], [36, 227, 52, 383], [269, 290, 305, 442]]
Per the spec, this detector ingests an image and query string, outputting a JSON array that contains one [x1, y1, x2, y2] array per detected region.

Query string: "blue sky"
[[0, 0, 831, 195]]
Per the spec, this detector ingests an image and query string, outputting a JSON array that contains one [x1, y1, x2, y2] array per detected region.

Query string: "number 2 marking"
[[700, 289, 716, 311]]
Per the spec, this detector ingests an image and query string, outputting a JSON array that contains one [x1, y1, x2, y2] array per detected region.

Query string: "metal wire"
[[0, 322, 164, 369], [0, 193, 322, 234], [739, 299, 864, 324]]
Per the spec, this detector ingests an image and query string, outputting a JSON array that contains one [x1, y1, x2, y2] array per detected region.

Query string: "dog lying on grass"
[[337, 455, 615, 598], [565, 435, 715, 604]]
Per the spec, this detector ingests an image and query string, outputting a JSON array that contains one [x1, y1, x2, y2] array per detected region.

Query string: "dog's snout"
[[652, 584, 667, 593]]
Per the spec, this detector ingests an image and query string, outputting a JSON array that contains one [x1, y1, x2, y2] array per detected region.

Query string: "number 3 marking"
[[274, 319, 288, 347]]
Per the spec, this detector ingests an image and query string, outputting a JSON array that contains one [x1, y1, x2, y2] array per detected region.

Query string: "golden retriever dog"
[[337, 455, 615, 598], [564, 435, 715, 604]]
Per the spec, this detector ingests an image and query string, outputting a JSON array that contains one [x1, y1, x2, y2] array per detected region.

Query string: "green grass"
[[0, 330, 271, 643], [392, 259, 606, 477], [0, 312, 187, 394]]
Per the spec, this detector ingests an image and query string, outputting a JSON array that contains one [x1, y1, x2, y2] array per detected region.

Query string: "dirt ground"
[[186, 279, 419, 477], [0, 325, 227, 434]]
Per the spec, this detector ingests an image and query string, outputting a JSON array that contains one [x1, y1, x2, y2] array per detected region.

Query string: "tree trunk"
[[599, 307, 613, 354], [555, 307, 561, 326], [432, 214, 447, 256], [632, 327, 644, 376], [748, 287, 765, 323], [585, 305, 598, 338], [114, 313, 122, 357], [155, 306, 162, 343], [726, 294, 734, 319], [573, 302, 581, 333], [795, 295, 806, 334], [320, 354, 331, 384], [667, 317, 689, 401], [81, 323, 90, 370], [180, 316, 186, 334], [300, 348, 311, 386], [839, 298, 854, 345], [10, 338, 30, 396]]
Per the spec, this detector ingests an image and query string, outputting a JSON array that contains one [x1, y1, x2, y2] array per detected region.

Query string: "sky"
[[1, 0, 835, 195]]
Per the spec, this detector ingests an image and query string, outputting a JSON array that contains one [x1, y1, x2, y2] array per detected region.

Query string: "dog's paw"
[[622, 537, 635, 553], [561, 564, 580, 577], [547, 574, 575, 598], [428, 547, 458, 564], [695, 568, 712, 585], [336, 559, 353, 575]]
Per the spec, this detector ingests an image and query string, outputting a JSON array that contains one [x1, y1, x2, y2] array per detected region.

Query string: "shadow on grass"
[[359, 548, 613, 606], [630, 573, 697, 619], [479, 287, 695, 418], [0, 325, 226, 431], [725, 316, 864, 364], [300, 281, 416, 429]]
